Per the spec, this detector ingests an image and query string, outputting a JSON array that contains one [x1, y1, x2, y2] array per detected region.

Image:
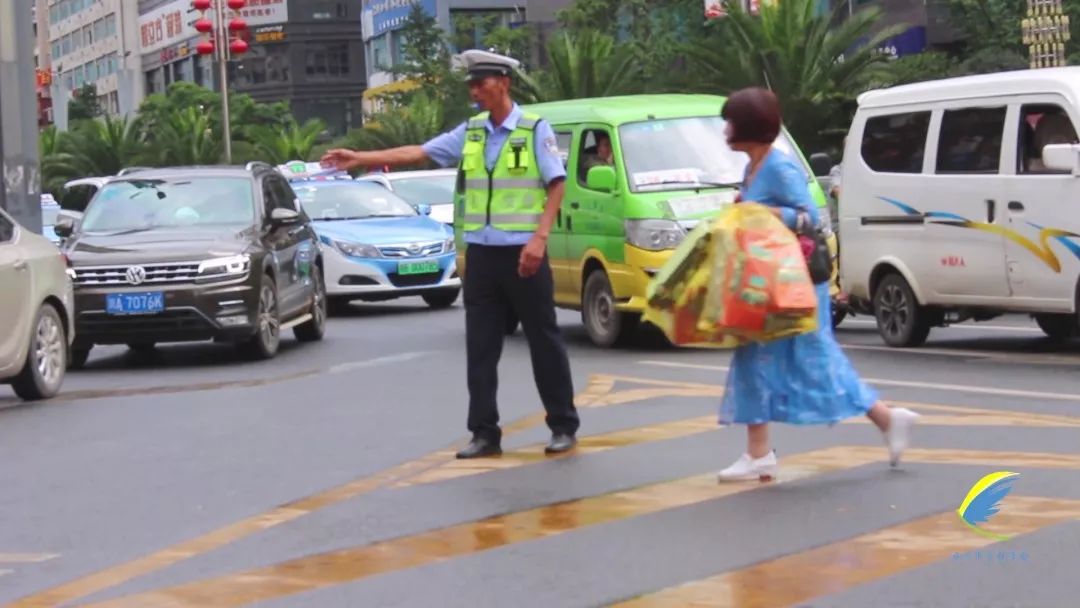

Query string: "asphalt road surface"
[[2, 300, 1078, 607]]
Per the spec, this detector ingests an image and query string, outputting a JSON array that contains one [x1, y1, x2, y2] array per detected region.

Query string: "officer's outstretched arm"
[[320, 146, 429, 172]]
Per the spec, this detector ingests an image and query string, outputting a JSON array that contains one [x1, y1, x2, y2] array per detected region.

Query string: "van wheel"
[[873, 273, 931, 347], [1034, 313, 1078, 341], [11, 303, 67, 400], [582, 270, 638, 347]]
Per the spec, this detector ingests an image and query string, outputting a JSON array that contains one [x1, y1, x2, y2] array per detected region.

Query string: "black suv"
[[55, 163, 327, 367]]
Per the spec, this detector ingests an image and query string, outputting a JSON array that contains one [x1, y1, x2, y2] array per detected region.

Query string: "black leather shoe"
[[455, 437, 502, 459], [545, 433, 577, 454]]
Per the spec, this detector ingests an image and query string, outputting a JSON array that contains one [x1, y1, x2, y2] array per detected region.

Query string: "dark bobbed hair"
[[720, 87, 781, 144]]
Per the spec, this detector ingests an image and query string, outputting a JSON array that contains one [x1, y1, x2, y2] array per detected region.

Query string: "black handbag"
[[795, 211, 832, 285]]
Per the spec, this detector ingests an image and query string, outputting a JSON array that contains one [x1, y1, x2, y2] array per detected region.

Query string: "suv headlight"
[[333, 239, 381, 258], [197, 254, 250, 280], [444, 237, 456, 252], [625, 219, 686, 251]]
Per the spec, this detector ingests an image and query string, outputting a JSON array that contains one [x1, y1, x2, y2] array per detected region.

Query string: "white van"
[[838, 67, 1080, 347]]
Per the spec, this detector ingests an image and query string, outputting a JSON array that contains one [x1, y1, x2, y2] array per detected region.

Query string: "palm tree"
[[246, 118, 327, 165], [337, 93, 446, 169], [149, 107, 222, 166], [515, 29, 643, 103], [39, 126, 79, 195], [684, 0, 904, 152], [58, 115, 148, 177]]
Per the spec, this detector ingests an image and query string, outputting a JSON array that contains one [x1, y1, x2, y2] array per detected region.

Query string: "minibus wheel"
[[582, 270, 638, 347], [872, 273, 931, 347]]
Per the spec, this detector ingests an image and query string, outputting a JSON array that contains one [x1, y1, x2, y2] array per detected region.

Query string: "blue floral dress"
[[719, 148, 879, 426]]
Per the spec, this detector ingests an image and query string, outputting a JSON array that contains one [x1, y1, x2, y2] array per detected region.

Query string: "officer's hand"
[[320, 149, 362, 172], [518, 235, 547, 278]]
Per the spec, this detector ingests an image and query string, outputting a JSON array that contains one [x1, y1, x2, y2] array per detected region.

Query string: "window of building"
[[860, 111, 931, 174], [935, 107, 1006, 174], [305, 43, 350, 79], [369, 36, 389, 72]]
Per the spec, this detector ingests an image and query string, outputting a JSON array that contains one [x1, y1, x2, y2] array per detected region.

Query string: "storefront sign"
[[253, 24, 286, 43], [362, 0, 436, 40], [139, 0, 290, 54]]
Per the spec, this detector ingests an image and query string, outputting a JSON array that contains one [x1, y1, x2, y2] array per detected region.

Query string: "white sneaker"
[[885, 408, 919, 467], [717, 450, 777, 482]]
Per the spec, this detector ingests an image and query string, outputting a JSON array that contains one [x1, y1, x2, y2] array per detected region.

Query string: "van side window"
[[577, 128, 614, 187], [554, 131, 572, 168], [935, 107, 1006, 174], [860, 112, 931, 173], [1018, 104, 1078, 174]]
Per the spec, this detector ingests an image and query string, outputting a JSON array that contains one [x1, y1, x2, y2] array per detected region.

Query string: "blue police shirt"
[[421, 104, 566, 246]]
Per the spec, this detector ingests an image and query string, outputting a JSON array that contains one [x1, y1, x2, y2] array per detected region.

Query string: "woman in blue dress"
[[716, 88, 920, 482]]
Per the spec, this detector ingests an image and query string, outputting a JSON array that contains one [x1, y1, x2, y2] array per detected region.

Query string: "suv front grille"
[[77, 309, 215, 334], [73, 261, 201, 286], [378, 241, 446, 258]]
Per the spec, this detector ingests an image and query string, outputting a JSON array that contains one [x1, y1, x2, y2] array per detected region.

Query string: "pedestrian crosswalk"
[[10, 371, 1080, 608]]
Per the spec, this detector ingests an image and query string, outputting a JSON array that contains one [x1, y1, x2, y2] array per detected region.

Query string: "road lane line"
[[638, 360, 1080, 402], [4, 373, 631, 608], [41, 352, 434, 405], [843, 319, 1042, 334], [614, 496, 1080, 607], [0, 554, 60, 564], [80, 447, 877, 608]]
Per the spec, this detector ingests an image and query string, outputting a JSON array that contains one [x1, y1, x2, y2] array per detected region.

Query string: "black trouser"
[[463, 244, 579, 443]]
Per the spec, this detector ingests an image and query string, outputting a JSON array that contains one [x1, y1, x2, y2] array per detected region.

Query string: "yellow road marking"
[[6, 373, 648, 608], [395, 416, 722, 487], [81, 447, 874, 608], [615, 496, 1080, 607]]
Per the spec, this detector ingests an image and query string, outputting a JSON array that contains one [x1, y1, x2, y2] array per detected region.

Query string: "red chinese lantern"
[[228, 18, 247, 32], [196, 40, 215, 55], [229, 38, 248, 55], [227, 0, 246, 10], [192, 0, 212, 10], [194, 18, 214, 33]]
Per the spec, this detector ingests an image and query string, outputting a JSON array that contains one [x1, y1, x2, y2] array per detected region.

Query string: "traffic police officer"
[[321, 50, 580, 459]]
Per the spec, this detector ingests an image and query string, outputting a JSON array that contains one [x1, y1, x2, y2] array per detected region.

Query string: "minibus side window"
[[554, 131, 573, 168], [576, 128, 615, 187], [860, 111, 931, 174], [935, 107, 1006, 174], [1017, 104, 1078, 174]]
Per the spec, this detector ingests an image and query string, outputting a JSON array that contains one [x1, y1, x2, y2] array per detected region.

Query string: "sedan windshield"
[[389, 175, 456, 206], [81, 177, 255, 232], [618, 116, 809, 193], [295, 182, 418, 220]]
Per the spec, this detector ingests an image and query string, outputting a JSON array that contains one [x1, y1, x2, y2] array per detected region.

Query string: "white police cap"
[[457, 49, 520, 80]]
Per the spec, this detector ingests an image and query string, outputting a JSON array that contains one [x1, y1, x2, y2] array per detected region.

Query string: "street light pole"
[[195, 0, 248, 164], [214, 0, 232, 163]]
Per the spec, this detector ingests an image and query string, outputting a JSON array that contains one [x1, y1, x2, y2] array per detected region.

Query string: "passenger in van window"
[[716, 87, 920, 482], [582, 132, 614, 174], [1026, 112, 1078, 172]]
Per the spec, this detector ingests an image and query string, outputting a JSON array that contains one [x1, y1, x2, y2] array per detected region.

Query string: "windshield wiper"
[[638, 179, 740, 190]]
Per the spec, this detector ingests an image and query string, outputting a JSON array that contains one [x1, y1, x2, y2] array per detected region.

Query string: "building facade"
[[43, 0, 145, 127], [137, 0, 365, 137], [360, 0, 572, 113]]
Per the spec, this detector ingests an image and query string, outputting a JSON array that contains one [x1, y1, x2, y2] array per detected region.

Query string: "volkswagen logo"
[[125, 266, 147, 285]]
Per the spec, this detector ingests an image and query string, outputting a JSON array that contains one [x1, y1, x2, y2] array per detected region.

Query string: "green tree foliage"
[[67, 84, 104, 122]]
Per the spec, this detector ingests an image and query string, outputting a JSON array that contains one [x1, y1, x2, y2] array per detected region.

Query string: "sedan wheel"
[[12, 303, 67, 400]]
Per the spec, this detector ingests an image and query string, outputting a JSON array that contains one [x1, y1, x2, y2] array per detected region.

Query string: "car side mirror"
[[417, 203, 432, 216], [1042, 143, 1080, 174], [809, 152, 834, 177], [270, 207, 301, 225], [586, 165, 617, 192], [53, 210, 83, 237]]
